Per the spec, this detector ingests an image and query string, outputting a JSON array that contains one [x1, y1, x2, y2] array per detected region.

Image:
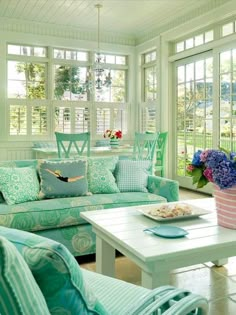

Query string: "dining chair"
[[132, 132, 159, 161], [55, 132, 90, 158], [155, 131, 168, 177]]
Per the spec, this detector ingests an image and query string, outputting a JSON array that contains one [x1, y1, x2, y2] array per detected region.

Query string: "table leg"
[[96, 236, 115, 277], [141, 269, 170, 289], [212, 258, 228, 266]]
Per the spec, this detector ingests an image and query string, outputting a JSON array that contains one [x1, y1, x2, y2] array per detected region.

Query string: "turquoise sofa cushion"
[[87, 156, 120, 194], [115, 160, 152, 192], [0, 192, 166, 232], [0, 166, 40, 205], [0, 227, 108, 315], [38, 159, 88, 198], [0, 235, 50, 315]]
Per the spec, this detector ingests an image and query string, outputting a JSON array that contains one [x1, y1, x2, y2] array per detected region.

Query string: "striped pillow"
[[0, 236, 50, 315]]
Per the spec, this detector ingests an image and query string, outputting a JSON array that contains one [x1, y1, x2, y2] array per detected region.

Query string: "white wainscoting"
[[0, 142, 34, 161]]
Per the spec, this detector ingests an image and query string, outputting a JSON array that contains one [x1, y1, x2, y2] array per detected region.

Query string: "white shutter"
[[10, 105, 27, 135]]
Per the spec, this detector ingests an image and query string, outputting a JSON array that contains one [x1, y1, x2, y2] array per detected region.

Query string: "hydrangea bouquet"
[[103, 129, 122, 139], [186, 149, 236, 189]]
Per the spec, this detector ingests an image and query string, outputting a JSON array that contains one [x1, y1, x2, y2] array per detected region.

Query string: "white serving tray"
[[138, 202, 211, 222]]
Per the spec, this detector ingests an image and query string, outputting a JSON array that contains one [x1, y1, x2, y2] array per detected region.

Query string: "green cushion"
[[0, 167, 40, 205], [0, 235, 50, 315], [115, 160, 152, 192], [38, 159, 88, 198], [87, 156, 120, 194], [0, 227, 108, 315]]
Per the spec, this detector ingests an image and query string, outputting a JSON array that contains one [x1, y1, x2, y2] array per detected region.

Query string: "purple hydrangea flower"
[[212, 160, 236, 189], [205, 150, 227, 169]]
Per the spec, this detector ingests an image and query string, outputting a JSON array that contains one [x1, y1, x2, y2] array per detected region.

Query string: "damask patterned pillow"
[[0, 167, 40, 205], [115, 160, 152, 192], [1, 226, 108, 315], [38, 159, 88, 198], [0, 236, 50, 315], [87, 156, 120, 194]]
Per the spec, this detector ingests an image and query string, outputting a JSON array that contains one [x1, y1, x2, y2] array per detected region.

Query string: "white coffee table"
[[81, 198, 235, 289]]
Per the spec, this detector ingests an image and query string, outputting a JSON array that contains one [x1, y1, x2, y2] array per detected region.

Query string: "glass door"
[[174, 52, 214, 191], [174, 47, 236, 191]]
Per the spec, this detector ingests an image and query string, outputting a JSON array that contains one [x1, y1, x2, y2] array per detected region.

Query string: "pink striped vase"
[[213, 184, 236, 229]]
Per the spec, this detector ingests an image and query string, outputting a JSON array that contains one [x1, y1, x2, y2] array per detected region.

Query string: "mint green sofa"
[[0, 159, 179, 257]]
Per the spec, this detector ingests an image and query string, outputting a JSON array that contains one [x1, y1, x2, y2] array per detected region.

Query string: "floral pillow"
[[38, 159, 88, 199], [0, 167, 40, 205], [87, 156, 120, 194]]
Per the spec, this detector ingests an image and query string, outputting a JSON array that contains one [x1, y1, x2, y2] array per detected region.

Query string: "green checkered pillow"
[[0, 236, 50, 315], [0, 167, 40, 205], [87, 156, 120, 194], [115, 160, 152, 192], [0, 227, 108, 315]]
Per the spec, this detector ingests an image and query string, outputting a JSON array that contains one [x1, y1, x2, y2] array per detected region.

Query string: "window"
[[222, 22, 235, 37], [8, 61, 46, 99], [94, 53, 127, 103], [140, 50, 157, 133], [175, 55, 213, 177], [7, 44, 48, 136], [175, 30, 214, 53], [53, 65, 88, 101], [7, 44, 129, 139], [8, 44, 46, 57], [219, 48, 236, 151]]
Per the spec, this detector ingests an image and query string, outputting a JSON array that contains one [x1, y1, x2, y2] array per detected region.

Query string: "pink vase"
[[213, 184, 236, 229]]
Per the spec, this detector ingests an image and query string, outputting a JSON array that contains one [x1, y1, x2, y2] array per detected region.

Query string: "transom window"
[[176, 30, 214, 53]]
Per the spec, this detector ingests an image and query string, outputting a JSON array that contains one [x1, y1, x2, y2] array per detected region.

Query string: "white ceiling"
[[0, 0, 231, 44]]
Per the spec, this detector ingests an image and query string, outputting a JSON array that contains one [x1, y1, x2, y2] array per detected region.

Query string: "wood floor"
[[80, 189, 236, 315]]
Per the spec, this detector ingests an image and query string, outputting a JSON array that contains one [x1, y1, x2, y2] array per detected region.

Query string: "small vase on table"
[[110, 138, 119, 147]]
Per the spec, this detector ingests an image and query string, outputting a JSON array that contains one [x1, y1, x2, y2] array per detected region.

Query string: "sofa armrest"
[[147, 176, 179, 202]]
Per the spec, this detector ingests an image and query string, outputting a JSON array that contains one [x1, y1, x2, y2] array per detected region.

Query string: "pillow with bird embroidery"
[[38, 160, 88, 199]]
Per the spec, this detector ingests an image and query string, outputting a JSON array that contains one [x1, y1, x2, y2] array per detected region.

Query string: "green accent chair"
[[55, 131, 90, 158], [1, 226, 209, 315], [155, 131, 168, 177], [132, 132, 159, 161]]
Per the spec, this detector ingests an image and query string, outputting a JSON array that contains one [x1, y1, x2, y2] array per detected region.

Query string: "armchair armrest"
[[123, 285, 208, 315], [147, 175, 179, 202]]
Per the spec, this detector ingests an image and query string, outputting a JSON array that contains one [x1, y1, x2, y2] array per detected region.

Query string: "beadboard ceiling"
[[0, 0, 233, 45]]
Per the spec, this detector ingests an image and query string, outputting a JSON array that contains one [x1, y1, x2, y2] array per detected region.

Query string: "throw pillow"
[[115, 160, 152, 192], [0, 166, 40, 205], [0, 236, 50, 315], [87, 156, 120, 194], [38, 159, 88, 198], [0, 227, 108, 315]]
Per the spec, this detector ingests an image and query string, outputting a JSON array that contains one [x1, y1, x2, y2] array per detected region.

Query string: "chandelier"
[[85, 4, 112, 92]]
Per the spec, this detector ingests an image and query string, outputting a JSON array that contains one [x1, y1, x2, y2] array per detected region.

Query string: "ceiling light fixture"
[[85, 4, 112, 92]]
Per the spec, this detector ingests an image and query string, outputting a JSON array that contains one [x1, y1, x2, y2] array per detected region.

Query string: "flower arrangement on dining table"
[[186, 148, 236, 189], [103, 129, 122, 139]]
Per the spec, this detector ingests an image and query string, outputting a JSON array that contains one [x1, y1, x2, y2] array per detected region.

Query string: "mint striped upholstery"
[[0, 227, 108, 315], [0, 236, 50, 315], [82, 269, 150, 314], [82, 270, 209, 315]]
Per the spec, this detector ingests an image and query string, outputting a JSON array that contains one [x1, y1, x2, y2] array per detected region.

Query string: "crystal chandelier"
[[85, 4, 112, 92]]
